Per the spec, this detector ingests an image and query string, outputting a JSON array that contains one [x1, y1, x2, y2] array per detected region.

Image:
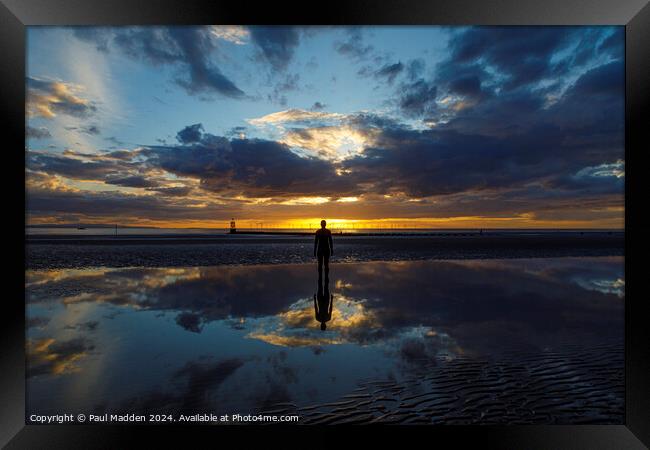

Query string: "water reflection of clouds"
[[26, 257, 624, 378], [27, 316, 50, 329], [246, 294, 378, 347], [473, 257, 625, 300], [26, 258, 625, 419], [119, 357, 246, 415], [575, 277, 625, 298], [27, 337, 95, 377]]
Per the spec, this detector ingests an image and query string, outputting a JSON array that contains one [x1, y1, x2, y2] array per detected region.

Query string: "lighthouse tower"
[[230, 218, 236, 234]]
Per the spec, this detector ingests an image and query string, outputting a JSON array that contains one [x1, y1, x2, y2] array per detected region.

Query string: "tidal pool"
[[26, 257, 624, 424]]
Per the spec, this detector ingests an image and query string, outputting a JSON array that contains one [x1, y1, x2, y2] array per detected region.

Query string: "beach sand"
[[26, 232, 623, 269], [268, 340, 623, 425]]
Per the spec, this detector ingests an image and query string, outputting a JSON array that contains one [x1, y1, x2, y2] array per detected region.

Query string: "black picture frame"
[[2, 0, 648, 447]]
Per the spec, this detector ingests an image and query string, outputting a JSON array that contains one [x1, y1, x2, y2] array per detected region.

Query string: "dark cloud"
[[170, 28, 245, 97], [343, 128, 516, 197], [443, 26, 618, 94], [145, 186, 193, 197], [28, 151, 125, 181], [143, 134, 357, 198], [343, 121, 621, 199], [27, 150, 167, 192], [27, 148, 168, 190], [75, 27, 245, 98], [448, 27, 572, 91], [397, 79, 438, 117], [249, 26, 301, 71], [101, 149, 136, 160], [64, 320, 99, 331], [335, 28, 373, 60], [310, 102, 326, 111], [268, 73, 300, 106], [399, 27, 621, 142], [175, 312, 203, 333], [341, 51, 623, 199], [26, 126, 51, 139], [104, 136, 125, 147], [105, 175, 160, 188], [176, 123, 204, 144], [374, 62, 404, 84], [26, 184, 241, 221], [347, 112, 404, 131], [65, 125, 101, 135], [406, 58, 425, 81]]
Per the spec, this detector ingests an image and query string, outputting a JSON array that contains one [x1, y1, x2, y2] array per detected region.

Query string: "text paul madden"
[[85, 414, 223, 423], [90, 414, 151, 423], [87, 413, 299, 423]]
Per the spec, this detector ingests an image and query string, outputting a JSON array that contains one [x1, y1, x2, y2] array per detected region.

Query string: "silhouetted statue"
[[314, 219, 333, 281], [314, 277, 333, 331]]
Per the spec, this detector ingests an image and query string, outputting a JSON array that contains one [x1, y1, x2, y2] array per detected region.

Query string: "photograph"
[[23, 24, 629, 427]]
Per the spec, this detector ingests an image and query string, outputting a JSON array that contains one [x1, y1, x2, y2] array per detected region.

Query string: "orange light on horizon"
[[27, 215, 625, 230]]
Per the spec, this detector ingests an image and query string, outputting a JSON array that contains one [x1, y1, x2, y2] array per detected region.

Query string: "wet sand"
[[259, 340, 624, 425], [26, 232, 623, 269]]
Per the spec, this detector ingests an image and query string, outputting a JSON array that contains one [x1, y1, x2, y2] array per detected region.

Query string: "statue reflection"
[[314, 277, 333, 331]]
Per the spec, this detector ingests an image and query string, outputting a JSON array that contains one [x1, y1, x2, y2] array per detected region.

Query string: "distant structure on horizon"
[[230, 218, 236, 234]]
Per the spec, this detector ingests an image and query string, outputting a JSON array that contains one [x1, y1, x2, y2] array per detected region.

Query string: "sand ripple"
[[256, 341, 623, 425]]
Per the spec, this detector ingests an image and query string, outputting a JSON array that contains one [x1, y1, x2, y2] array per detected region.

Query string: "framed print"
[[1, 0, 648, 447]]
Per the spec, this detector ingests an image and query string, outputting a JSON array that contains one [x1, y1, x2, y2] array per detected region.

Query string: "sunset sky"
[[26, 26, 624, 229]]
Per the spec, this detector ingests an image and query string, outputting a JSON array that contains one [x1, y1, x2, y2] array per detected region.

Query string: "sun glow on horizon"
[[27, 215, 624, 230]]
